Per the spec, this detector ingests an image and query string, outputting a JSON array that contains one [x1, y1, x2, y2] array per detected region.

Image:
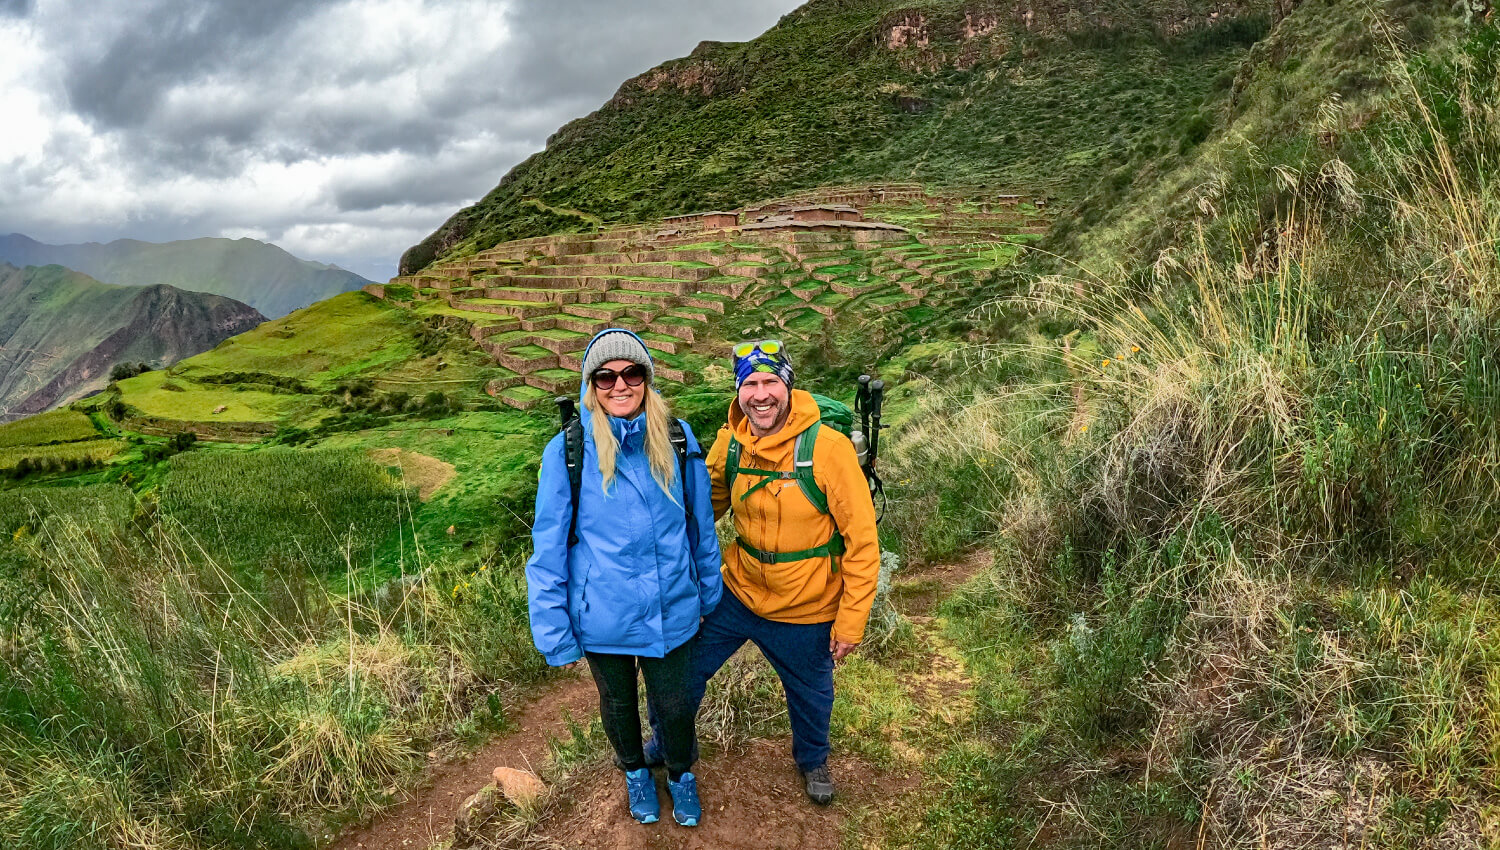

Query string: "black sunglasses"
[[591, 364, 649, 390]]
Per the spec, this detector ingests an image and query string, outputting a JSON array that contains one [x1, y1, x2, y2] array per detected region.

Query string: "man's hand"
[[830, 638, 859, 664]]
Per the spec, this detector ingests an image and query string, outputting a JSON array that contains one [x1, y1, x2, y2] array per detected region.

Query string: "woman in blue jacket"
[[526, 329, 722, 828]]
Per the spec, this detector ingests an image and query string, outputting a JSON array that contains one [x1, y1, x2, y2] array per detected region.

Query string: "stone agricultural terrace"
[[372, 185, 1049, 409]]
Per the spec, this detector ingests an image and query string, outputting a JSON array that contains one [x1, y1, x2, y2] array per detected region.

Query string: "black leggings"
[[585, 638, 696, 780]]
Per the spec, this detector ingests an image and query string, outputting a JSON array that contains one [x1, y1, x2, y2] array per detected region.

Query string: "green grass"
[[0, 482, 136, 539], [0, 473, 548, 849], [159, 447, 409, 578], [177, 292, 419, 387], [412, 300, 517, 325], [505, 344, 553, 359], [0, 439, 123, 472], [320, 409, 554, 577], [117, 370, 295, 422], [0, 410, 99, 448]]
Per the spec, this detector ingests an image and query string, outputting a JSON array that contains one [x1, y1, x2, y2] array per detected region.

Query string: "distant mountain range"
[[0, 234, 374, 318], [0, 263, 266, 418]]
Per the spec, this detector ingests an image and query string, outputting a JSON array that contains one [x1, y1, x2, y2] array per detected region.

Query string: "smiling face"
[[593, 358, 647, 418], [737, 371, 791, 436]]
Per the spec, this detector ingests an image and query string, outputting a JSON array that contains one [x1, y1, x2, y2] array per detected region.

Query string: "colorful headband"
[[733, 346, 794, 391]]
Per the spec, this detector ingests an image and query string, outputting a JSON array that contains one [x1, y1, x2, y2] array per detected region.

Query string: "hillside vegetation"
[[3, 0, 1500, 848], [0, 263, 265, 419], [0, 234, 373, 318], [401, 0, 1277, 272]]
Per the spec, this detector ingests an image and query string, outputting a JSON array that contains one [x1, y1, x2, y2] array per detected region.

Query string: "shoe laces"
[[805, 765, 831, 784], [670, 772, 699, 801], [627, 770, 654, 806]]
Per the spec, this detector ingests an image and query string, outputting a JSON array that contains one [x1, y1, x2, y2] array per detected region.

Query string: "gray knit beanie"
[[581, 330, 654, 382]]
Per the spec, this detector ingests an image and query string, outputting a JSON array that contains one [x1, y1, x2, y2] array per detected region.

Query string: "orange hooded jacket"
[[705, 389, 880, 644]]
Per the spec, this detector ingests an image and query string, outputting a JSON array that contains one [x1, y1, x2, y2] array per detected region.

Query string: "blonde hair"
[[582, 387, 678, 499]]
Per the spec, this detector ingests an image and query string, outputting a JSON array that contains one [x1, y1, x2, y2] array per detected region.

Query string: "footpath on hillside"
[[331, 551, 990, 850]]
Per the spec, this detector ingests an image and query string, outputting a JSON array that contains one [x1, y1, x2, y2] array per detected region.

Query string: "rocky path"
[[330, 551, 988, 850], [331, 674, 598, 850]]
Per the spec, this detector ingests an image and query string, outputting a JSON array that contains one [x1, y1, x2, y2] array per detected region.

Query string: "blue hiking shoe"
[[625, 767, 659, 824], [642, 735, 665, 768], [667, 771, 701, 827]]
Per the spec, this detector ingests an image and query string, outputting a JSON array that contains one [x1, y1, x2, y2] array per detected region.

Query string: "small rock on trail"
[[492, 766, 546, 807], [329, 674, 596, 850]]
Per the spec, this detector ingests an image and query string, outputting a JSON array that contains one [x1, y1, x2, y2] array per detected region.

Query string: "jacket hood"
[[577, 327, 655, 439], [727, 387, 820, 452]]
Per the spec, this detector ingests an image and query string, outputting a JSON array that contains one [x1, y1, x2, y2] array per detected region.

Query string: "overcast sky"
[[0, 0, 803, 282]]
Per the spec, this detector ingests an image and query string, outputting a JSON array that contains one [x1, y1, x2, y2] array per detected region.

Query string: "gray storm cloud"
[[0, 0, 802, 281]]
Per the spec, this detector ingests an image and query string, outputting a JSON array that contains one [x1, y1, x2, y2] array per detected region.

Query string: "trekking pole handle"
[[869, 380, 884, 462], [856, 374, 872, 435], [555, 396, 576, 427]]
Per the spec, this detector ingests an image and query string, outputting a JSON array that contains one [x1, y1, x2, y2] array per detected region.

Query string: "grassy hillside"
[[401, 0, 1276, 272], [870, 5, 1500, 846], [0, 234, 374, 318], [0, 263, 265, 419]]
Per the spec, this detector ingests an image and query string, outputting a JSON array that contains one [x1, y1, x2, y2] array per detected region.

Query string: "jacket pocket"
[[577, 568, 640, 648]]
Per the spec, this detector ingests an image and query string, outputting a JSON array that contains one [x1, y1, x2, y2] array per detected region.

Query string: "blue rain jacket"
[[525, 331, 722, 666]]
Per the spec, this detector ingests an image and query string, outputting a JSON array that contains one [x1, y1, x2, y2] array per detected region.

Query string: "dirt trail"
[[330, 552, 988, 850], [532, 740, 902, 849], [331, 674, 597, 850]]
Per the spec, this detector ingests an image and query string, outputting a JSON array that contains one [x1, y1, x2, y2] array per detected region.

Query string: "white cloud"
[[0, 0, 803, 282]]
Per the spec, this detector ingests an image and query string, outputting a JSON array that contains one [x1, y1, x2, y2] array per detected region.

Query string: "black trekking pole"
[[856, 374, 872, 442], [867, 379, 885, 521], [555, 396, 576, 427]]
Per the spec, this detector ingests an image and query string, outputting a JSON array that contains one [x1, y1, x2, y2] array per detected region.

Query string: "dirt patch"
[[530, 739, 897, 849], [331, 673, 597, 850], [894, 547, 993, 616], [369, 448, 456, 501]]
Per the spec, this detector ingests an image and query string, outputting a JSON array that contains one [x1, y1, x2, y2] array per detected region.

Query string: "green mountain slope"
[[0, 263, 266, 419], [401, 0, 1277, 272], [0, 233, 373, 318]]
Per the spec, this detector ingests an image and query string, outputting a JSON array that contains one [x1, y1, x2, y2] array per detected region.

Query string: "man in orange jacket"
[[648, 340, 880, 804]]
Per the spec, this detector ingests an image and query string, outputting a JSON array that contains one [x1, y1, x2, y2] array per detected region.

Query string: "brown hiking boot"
[[799, 764, 835, 805]]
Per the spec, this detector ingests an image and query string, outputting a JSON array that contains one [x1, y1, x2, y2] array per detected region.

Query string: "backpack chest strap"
[[726, 424, 827, 511]]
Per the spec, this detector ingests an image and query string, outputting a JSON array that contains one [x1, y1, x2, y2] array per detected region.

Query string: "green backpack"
[[725, 393, 853, 569]]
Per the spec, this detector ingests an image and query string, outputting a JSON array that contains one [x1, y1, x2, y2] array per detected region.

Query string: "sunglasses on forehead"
[[591, 364, 649, 390], [732, 339, 784, 360]]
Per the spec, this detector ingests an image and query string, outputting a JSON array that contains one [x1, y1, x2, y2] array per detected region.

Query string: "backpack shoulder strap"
[[563, 417, 584, 546], [668, 419, 692, 509], [793, 421, 828, 515], [669, 418, 698, 576], [725, 435, 743, 498]]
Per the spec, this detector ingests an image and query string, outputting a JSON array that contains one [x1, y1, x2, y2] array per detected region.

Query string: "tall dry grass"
[[0, 489, 546, 849], [885, 23, 1500, 845]]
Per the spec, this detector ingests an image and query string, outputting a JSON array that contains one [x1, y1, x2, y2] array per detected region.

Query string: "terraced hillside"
[[375, 186, 1048, 408]]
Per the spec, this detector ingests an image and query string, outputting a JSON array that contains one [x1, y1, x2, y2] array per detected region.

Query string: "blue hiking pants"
[[654, 589, 835, 772]]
